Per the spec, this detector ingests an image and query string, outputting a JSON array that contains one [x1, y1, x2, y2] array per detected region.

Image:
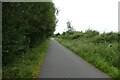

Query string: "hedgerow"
[[3, 2, 57, 65]]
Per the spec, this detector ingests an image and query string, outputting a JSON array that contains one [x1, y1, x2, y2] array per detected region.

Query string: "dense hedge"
[[3, 2, 56, 65]]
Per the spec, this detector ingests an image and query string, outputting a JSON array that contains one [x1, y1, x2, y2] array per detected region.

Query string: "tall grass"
[[2, 39, 50, 79], [56, 31, 120, 80]]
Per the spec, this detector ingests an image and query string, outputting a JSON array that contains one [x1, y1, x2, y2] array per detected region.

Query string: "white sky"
[[53, 0, 120, 34]]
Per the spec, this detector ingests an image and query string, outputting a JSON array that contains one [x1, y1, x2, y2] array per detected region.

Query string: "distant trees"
[[52, 32, 60, 37], [55, 33, 60, 37], [3, 2, 57, 65], [66, 20, 75, 34]]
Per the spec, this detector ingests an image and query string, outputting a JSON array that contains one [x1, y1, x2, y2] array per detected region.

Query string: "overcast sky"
[[53, 0, 120, 34]]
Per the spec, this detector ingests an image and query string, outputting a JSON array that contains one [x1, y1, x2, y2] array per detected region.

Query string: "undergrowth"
[[56, 37, 120, 80], [2, 39, 50, 79]]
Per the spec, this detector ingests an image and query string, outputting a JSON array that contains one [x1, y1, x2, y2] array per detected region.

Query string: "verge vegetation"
[[3, 39, 50, 79], [2, 2, 57, 78], [56, 29, 120, 80]]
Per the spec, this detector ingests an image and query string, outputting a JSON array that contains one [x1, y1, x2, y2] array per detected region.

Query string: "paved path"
[[38, 39, 111, 78]]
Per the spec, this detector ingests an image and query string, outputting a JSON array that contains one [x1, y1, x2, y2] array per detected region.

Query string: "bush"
[[84, 29, 99, 38], [71, 32, 84, 39], [93, 32, 118, 43]]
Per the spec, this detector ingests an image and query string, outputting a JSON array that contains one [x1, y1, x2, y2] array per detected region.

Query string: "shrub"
[[84, 29, 99, 38]]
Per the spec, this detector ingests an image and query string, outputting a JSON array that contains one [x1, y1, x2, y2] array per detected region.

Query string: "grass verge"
[[56, 38, 120, 80], [2, 39, 50, 79]]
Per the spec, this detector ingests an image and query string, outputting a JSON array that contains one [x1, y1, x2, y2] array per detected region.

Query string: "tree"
[[66, 20, 75, 34], [2, 2, 56, 65]]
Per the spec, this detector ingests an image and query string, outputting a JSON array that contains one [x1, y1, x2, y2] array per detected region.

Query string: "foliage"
[[66, 20, 75, 34], [84, 29, 99, 38], [53, 32, 60, 37], [2, 2, 56, 65], [56, 30, 119, 79], [92, 32, 118, 43], [2, 39, 50, 79], [70, 31, 84, 39]]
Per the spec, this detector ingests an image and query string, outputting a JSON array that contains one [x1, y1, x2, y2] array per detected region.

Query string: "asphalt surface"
[[38, 38, 111, 78]]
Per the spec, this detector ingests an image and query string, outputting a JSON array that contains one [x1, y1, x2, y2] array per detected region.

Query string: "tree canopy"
[[3, 2, 57, 65]]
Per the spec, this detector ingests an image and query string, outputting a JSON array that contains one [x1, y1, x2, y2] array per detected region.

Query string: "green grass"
[[56, 38, 120, 80], [2, 39, 50, 79]]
